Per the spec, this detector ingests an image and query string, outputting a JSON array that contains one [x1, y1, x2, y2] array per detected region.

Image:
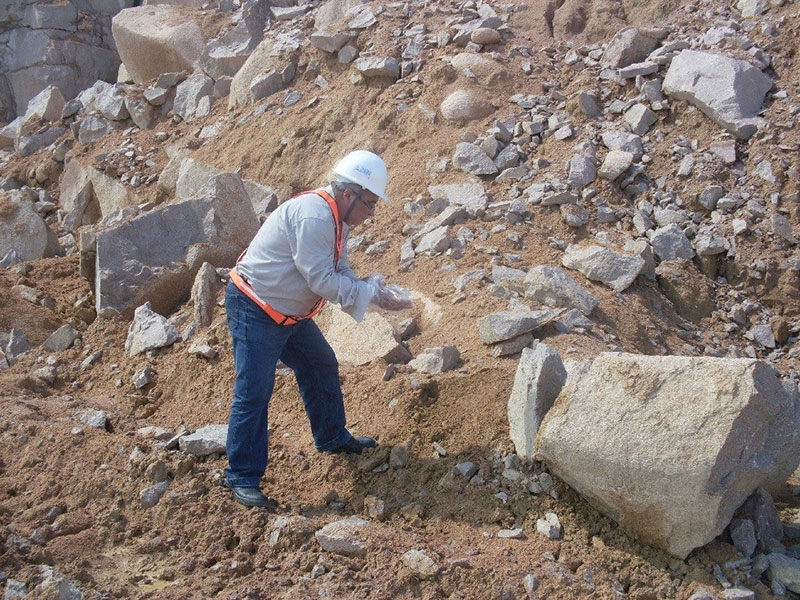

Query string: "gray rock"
[[478, 309, 562, 344], [524, 265, 599, 316], [0, 191, 61, 261], [440, 90, 494, 122], [140, 480, 170, 508], [649, 223, 695, 261], [408, 345, 460, 374], [315, 517, 370, 557], [601, 27, 670, 69], [624, 103, 658, 135], [508, 344, 567, 459], [43, 324, 79, 352], [125, 302, 181, 356], [174, 72, 214, 121], [112, 5, 205, 85], [536, 353, 800, 559], [662, 50, 773, 139], [562, 245, 645, 293], [95, 173, 259, 316], [453, 142, 498, 175], [355, 57, 399, 79], [599, 150, 634, 180], [402, 549, 440, 580], [767, 553, 800, 593], [178, 424, 228, 456], [428, 180, 488, 217]]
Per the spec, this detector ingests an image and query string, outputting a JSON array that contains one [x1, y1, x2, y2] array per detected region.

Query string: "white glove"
[[366, 274, 413, 311]]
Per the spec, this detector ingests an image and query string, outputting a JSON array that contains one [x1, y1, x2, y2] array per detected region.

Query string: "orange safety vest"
[[228, 189, 344, 325]]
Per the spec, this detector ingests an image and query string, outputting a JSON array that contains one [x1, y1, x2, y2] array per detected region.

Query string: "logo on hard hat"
[[355, 165, 372, 178]]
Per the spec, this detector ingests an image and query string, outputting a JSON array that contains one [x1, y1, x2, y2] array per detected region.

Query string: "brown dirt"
[[1, 0, 799, 598]]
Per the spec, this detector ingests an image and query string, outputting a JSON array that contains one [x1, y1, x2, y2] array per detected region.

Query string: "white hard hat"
[[332, 150, 389, 200]]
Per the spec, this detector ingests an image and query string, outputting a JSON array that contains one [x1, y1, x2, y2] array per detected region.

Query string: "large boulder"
[[536, 353, 800, 559], [93, 173, 259, 316], [112, 5, 206, 85]]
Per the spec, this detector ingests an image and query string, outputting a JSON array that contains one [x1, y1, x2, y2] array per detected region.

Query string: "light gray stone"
[[402, 549, 440, 580], [318, 306, 412, 366], [601, 27, 670, 69], [178, 424, 228, 456], [508, 344, 567, 459], [95, 173, 259, 316], [524, 265, 599, 315], [355, 56, 399, 79], [562, 245, 645, 293], [453, 142, 498, 175], [428, 180, 488, 217], [315, 517, 370, 557], [112, 5, 205, 85], [125, 302, 181, 356], [478, 309, 562, 344], [408, 345, 460, 374], [662, 50, 773, 139], [440, 90, 494, 122], [536, 353, 800, 559], [648, 224, 695, 261]]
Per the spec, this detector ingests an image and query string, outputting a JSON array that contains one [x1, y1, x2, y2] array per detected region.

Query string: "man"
[[224, 150, 411, 508]]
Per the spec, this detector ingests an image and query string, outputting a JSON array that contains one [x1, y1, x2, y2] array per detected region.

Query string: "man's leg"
[[225, 282, 289, 489], [279, 319, 353, 452]]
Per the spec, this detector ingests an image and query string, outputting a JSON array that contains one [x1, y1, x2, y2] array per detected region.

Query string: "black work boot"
[[329, 436, 377, 454], [223, 481, 278, 509]]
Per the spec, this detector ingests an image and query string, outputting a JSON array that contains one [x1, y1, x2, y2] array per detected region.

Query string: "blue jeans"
[[224, 282, 351, 487]]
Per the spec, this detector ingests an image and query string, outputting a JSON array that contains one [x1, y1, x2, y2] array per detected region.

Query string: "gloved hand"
[[366, 274, 413, 311], [377, 282, 413, 311]]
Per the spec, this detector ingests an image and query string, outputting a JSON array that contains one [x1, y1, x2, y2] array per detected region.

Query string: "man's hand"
[[378, 284, 413, 311]]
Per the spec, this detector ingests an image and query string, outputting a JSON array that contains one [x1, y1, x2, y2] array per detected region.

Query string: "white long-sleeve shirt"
[[236, 188, 374, 322]]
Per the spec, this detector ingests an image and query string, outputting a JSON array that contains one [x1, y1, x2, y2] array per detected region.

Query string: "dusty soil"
[[1, 0, 799, 598]]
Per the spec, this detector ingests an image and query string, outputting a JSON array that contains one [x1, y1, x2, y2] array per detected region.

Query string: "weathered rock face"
[[536, 353, 800, 559], [0, 0, 133, 121]]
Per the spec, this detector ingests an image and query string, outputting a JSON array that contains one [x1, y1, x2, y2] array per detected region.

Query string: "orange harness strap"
[[229, 189, 343, 326]]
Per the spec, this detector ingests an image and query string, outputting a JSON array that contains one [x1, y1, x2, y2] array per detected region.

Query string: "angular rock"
[[508, 344, 567, 460], [524, 266, 599, 316], [662, 50, 773, 139], [428, 180, 488, 217], [536, 353, 800, 559], [562, 245, 645, 293], [112, 5, 205, 85], [648, 224, 695, 261], [94, 173, 259, 316], [317, 306, 412, 366], [315, 517, 369, 557], [453, 142, 498, 175], [402, 549, 440, 580], [408, 345, 460, 374], [601, 27, 670, 69], [228, 33, 300, 109], [478, 309, 562, 345], [43, 324, 80, 352], [178, 424, 227, 456], [125, 302, 181, 356]]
